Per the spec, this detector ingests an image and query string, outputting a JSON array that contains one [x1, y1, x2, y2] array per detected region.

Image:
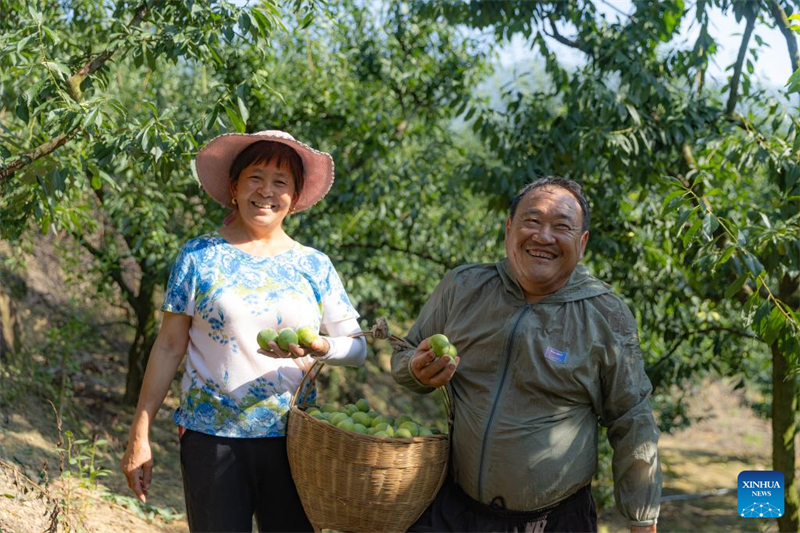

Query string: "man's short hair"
[[509, 176, 591, 233]]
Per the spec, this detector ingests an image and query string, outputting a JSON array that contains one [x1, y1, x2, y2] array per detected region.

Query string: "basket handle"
[[289, 318, 453, 418]]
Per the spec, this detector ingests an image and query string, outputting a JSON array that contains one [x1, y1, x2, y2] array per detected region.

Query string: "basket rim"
[[290, 406, 450, 443]]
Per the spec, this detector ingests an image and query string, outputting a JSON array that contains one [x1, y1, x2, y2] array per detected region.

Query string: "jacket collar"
[[497, 259, 613, 304]]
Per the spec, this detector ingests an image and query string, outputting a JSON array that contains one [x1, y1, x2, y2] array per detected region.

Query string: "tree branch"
[[768, 0, 800, 72], [726, 7, 757, 116], [0, 130, 79, 181], [545, 18, 592, 56], [340, 241, 455, 268], [0, 1, 155, 184], [694, 23, 709, 95], [649, 326, 759, 369], [66, 1, 155, 100], [600, 0, 636, 22], [79, 236, 137, 309]]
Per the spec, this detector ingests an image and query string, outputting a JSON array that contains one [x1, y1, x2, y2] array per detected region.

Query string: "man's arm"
[[391, 270, 458, 392], [598, 299, 662, 531]]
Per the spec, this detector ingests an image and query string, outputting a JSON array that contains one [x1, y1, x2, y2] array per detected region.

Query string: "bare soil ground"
[[599, 378, 792, 533]]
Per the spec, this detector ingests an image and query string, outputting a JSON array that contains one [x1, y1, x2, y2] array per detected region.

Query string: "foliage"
[[422, 0, 799, 377], [58, 431, 111, 489]]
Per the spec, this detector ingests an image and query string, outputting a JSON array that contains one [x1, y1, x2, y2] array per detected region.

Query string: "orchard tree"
[[0, 0, 493, 404], [0, 0, 306, 403]]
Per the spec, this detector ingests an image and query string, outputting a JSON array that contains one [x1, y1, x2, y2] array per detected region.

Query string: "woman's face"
[[230, 160, 297, 230]]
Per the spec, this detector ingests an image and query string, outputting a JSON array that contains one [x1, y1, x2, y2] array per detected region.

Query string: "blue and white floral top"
[[162, 232, 359, 438]]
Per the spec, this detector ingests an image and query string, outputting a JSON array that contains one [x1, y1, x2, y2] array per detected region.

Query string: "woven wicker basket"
[[286, 328, 451, 533]]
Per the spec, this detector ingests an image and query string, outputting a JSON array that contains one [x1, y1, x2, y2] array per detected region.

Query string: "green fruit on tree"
[[277, 328, 298, 350], [394, 428, 413, 439], [296, 326, 319, 347], [256, 328, 278, 350], [429, 334, 450, 357], [356, 398, 370, 412]]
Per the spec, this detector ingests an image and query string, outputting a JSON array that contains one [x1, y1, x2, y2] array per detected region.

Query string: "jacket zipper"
[[476, 303, 530, 501]]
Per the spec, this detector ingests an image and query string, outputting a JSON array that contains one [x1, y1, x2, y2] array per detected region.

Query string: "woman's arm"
[[317, 318, 366, 366], [120, 311, 191, 503]]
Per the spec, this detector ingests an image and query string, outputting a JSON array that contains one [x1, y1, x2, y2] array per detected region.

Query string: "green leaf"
[[762, 306, 784, 345], [203, 109, 219, 131], [676, 206, 698, 229], [238, 13, 251, 33], [251, 9, 273, 39], [742, 252, 764, 278], [15, 100, 29, 123], [16, 34, 37, 53], [661, 189, 686, 214], [701, 213, 719, 240], [683, 217, 703, 247], [300, 12, 314, 29], [42, 60, 71, 80], [223, 105, 246, 133], [625, 103, 641, 126], [236, 85, 249, 125], [725, 273, 748, 299], [716, 245, 736, 267]]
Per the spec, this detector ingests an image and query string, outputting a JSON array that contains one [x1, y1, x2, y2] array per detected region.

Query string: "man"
[[392, 177, 661, 533]]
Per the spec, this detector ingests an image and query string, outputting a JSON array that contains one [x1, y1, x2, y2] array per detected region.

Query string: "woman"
[[120, 130, 367, 532]]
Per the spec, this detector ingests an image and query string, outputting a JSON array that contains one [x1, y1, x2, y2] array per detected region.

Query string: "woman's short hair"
[[229, 140, 305, 195]]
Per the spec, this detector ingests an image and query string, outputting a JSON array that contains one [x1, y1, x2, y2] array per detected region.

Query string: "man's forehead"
[[519, 186, 581, 213]]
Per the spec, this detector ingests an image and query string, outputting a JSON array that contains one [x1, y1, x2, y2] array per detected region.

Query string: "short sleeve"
[[162, 244, 197, 316], [320, 257, 358, 327]]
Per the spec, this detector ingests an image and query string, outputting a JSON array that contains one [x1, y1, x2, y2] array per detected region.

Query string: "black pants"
[[180, 430, 313, 533], [408, 479, 597, 533]]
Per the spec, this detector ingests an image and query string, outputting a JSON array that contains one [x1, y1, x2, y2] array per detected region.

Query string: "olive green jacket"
[[391, 260, 661, 526]]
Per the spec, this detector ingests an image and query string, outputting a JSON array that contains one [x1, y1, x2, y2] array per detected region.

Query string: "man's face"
[[504, 186, 589, 300]]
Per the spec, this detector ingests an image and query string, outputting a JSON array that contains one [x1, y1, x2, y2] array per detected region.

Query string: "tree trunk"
[[773, 342, 799, 532], [0, 273, 23, 365], [123, 287, 158, 406]]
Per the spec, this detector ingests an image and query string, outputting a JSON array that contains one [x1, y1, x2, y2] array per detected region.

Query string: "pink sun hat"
[[195, 130, 334, 213]]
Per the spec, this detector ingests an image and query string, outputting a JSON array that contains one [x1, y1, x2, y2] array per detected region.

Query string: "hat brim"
[[195, 132, 334, 212]]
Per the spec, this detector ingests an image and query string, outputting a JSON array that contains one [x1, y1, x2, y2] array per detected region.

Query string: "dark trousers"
[[408, 479, 597, 533], [180, 429, 313, 533]]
